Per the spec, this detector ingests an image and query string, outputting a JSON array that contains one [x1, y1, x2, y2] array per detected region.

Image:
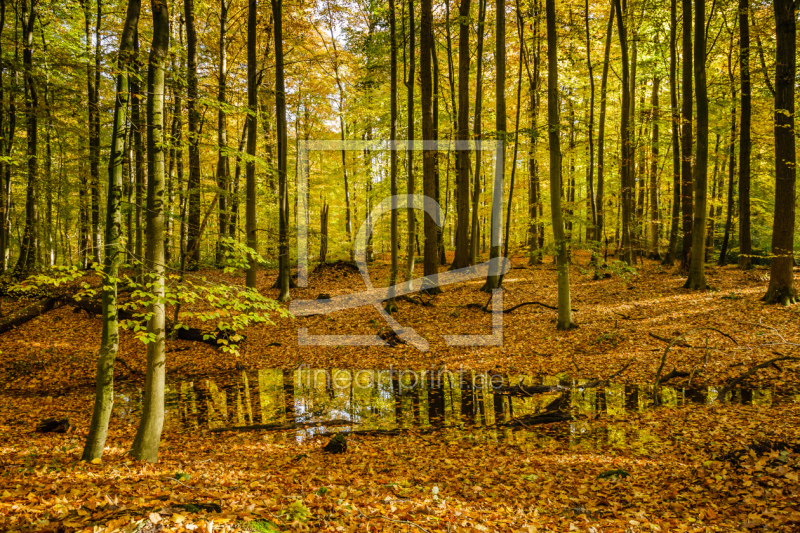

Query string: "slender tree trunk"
[[130, 0, 169, 462], [82, 0, 140, 462], [685, 0, 708, 290], [420, 0, 441, 293], [595, 5, 613, 257], [737, 0, 752, 269], [679, 0, 693, 271], [245, 0, 258, 289], [132, 32, 145, 275], [719, 41, 738, 266], [648, 77, 661, 259], [451, 0, 471, 270], [469, 0, 486, 264], [185, 0, 201, 270], [15, 0, 38, 276], [215, 0, 230, 267], [527, 0, 543, 265], [663, 0, 681, 265], [762, 0, 796, 305], [386, 0, 399, 313], [482, 0, 504, 292], [0, 0, 7, 271], [404, 0, 416, 283], [547, 0, 575, 330], [614, 0, 632, 266], [584, 0, 596, 248], [273, 0, 290, 302]]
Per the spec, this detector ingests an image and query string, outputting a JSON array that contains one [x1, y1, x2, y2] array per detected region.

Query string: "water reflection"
[[113, 369, 794, 446]]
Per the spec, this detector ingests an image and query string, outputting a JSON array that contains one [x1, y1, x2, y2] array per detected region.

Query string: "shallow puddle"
[[111, 368, 799, 448]]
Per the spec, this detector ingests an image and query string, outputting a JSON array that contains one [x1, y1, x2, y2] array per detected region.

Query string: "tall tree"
[[420, 0, 441, 293], [547, 0, 576, 330], [469, 0, 486, 264], [451, 0, 470, 270], [130, 0, 169, 462], [482, 0, 504, 292], [737, 0, 752, 269], [679, 0, 693, 270], [404, 0, 416, 283], [685, 0, 709, 289], [385, 0, 399, 314], [82, 0, 102, 265], [273, 0, 290, 301], [719, 35, 737, 266], [662, 0, 681, 265], [615, 0, 632, 266], [762, 0, 796, 305], [14, 0, 38, 275], [245, 0, 258, 288], [184, 0, 201, 270], [584, 0, 596, 247], [595, 4, 613, 259], [82, 0, 140, 462], [648, 77, 660, 259], [526, 0, 544, 265], [215, 0, 230, 267]]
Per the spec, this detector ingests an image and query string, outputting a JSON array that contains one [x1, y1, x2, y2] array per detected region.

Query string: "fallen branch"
[[649, 333, 692, 347], [654, 328, 738, 404], [468, 298, 578, 314], [718, 356, 800, 399], [612, 310, 648, 320], [0, 297, 63, 334]]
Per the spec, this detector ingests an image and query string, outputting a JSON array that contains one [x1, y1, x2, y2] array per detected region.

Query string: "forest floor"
[[1, 252, 799, 532]]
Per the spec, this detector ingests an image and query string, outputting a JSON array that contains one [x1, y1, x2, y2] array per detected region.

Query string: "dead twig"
[[653, 328, 738, 404], [718, 356, 800, 399]]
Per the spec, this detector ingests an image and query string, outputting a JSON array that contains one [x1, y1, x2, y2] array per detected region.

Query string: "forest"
[[0, 0, 799, 530]]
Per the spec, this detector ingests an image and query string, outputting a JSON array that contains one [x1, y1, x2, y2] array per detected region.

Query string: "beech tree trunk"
[[274, 0, 290, 302], [685, 0, 708, 290], [14, 0, 38, 276], [215, 0, 230, 267], [82, 0, 140, 462], [482, 0, 504, 292], [737, 0, 752, 269], [246, 0, 258, 289], [469, 0, 486, 265], [404, 0, 416, 283], [386, 0, 399, 313], [679, 0, 693, 271], [595, 5, 613, 254], [451, 0, 470, 270], [547, 0, 575, 330], [663, 0, 681, 265], [131, 0, 169, 463], [648, 77, 660, 259], [615, 0, 632, 266], [763, 0, 796, 305], [185, 0, 201, 270]]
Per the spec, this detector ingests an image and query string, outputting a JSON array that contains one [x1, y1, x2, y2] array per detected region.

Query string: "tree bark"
[[685, 0, 709, 290], [762, 0, 796, 305], [595, 4, 613, 254], [273, 0, 290, 302], [679, 0, 693, 271], [737, 0, 752, 269], [82, 0, 140, 462], [663, 0, 681, 266], [404, 0, 416, 283], [469, 0, 486, 265], [584, 0, 596, 249], [547, 0, 575, 330], [185, 0, 201, 270], [614, 0, 632, 266], [131, 0, 169, 463], [215, 0, 230, 267], [451, 0, 471, 270], [482, 0, 504, 292], [719, 41, 738, 266], [245, 0, 258, 289], [386, 0, 399, 313], [14, 0, 38, 276], [648, 77, 660, 259]]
